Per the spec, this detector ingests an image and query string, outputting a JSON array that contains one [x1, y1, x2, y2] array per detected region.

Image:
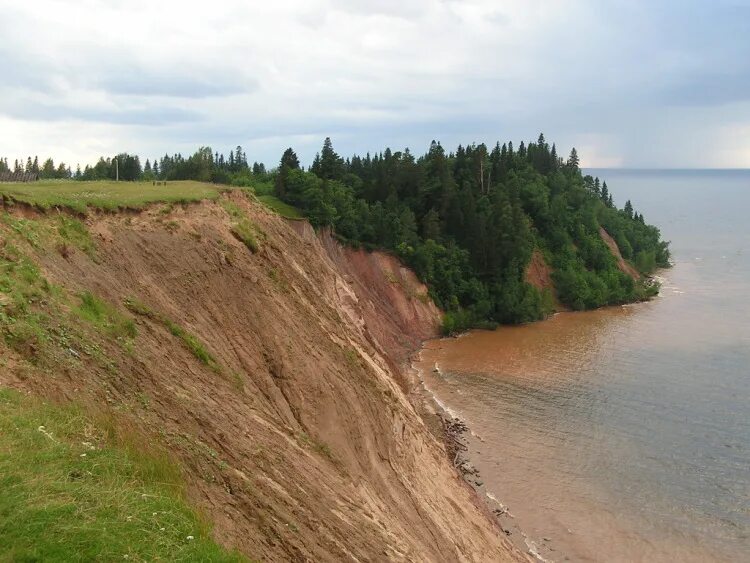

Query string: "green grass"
[[256, 195, 303, 220], [221, 199, 262, 253], [76, 291, 137, 340], [163, 319, 219, 371], [1, 214, 45, 249], [124, 298, 220, 372], [57, 216, 98, 260], [0, 241, 54, 362], [220, 200, 244, 220], [0, 388, 244, 562], [0, 180, 221, 213], [230, 220, 259, 253]]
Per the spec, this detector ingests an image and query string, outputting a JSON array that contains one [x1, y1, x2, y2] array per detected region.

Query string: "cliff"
[[0, 192, 525, 561]]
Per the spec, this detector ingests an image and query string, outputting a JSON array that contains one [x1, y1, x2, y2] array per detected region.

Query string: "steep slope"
[[0, 193, 524, 562], [599, 226, 641, 279]]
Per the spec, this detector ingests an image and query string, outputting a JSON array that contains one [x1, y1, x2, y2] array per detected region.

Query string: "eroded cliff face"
[[524, 229, 641, 312], [598, 226, 641, 280], [0, 193, 523, 562]]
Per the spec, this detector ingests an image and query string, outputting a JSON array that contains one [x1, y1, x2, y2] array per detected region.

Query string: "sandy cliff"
[[0, 193, 524, 562]]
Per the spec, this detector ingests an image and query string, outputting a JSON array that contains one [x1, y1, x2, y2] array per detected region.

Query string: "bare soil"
[[1, 193, 526, 562]]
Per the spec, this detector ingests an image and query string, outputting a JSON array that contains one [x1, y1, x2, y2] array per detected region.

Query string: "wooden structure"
[[0, 171, 39, 182]]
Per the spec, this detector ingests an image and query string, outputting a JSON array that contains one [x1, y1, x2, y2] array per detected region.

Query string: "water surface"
[[417, 169, 750, 562]]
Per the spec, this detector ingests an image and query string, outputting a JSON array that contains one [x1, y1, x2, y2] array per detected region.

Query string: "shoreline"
[[408, 349, 555, 563]]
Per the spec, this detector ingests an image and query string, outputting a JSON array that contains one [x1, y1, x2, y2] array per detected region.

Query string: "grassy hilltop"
[[0, 180, 221, 212], [0, 180, 302, 221]]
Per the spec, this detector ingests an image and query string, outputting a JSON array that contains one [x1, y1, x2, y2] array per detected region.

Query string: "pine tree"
[[567, 148, 579, 169], [280, 148, 300, 170], [624, 200, 633, 218], [601, 181, 610, 205], [550, 143, 558, 170], [314, 137, 344, 181]]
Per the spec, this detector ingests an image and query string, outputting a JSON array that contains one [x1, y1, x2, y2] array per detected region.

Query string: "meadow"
[[0, 180, 222, 213]]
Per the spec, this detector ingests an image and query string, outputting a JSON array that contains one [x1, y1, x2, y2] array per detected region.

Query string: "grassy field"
[[256, 195, 304, 220], [0, 388, 244, 562], [0, 180, 222, 212], [0, 181, 307, 223]]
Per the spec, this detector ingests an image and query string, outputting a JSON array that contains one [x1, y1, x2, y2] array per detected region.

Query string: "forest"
[[273, 136, 670, 330], [1, 135, 670, 331]]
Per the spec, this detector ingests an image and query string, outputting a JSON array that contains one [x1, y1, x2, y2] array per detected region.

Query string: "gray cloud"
[[0, 0, 748, 168], [1, 98, 202, 126], [92, 70, 255, 99]]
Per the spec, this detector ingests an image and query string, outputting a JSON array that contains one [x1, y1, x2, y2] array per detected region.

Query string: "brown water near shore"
[[416, 170, 750, 562], [417, 308, 728, 562]]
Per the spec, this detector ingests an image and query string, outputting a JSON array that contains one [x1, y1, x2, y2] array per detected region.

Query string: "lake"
[[416, 169, 750, 562]]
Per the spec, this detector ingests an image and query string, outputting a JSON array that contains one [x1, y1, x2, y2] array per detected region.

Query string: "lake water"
[[416, 170, 750, 562]]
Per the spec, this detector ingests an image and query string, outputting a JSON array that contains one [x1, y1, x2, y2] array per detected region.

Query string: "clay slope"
[[599, 226, 641, 279], [524, 228, 640, 312], [0, 193, 523, 562]]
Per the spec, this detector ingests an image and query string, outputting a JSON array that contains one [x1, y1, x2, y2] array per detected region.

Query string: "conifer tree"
[[567, 148, 579, 169], [624, 200, 633, 218]]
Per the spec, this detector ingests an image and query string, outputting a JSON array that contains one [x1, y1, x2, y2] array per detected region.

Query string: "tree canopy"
[[2, 136, 669, 333]]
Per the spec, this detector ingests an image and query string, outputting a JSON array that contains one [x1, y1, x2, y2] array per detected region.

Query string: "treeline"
[[273, 136, 670, 330], [0, 156, 72, 179], [2, 136, 670, 331], [0, 146, 269, 186]]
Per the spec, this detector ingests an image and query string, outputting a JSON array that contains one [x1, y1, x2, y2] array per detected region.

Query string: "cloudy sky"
[[1, 0, 748, 169]]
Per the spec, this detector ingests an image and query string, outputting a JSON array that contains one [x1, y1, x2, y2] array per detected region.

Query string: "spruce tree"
[[567, 148, 579, 169], [601, 181, 610, 204], [280, 148, 300, 169], [624, 200, 633, 218]]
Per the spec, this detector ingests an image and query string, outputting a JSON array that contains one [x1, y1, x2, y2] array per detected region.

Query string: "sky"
[[1, 0, 749, 169]]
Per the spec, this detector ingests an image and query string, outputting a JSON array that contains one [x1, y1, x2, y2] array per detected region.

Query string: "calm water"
[[417, 170, 750, 562]]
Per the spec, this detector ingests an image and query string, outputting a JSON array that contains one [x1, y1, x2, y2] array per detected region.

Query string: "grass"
[[163, 319, 218, 371], [297, 432, 335, 462], [0, 180, 221, 213], [1, 214, 45, 249], [221, 199, 263, 254], [0, 241, 54, 362], [256, 195, 303, 220], [0, 388, 244, 562], [267, 268, 289, 292], [124, 298, 220, 372], [57, 215, 98, 260], [76, 291, 137, 340], [230, 220, 259, 253], [220, 200, 244, 220]]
